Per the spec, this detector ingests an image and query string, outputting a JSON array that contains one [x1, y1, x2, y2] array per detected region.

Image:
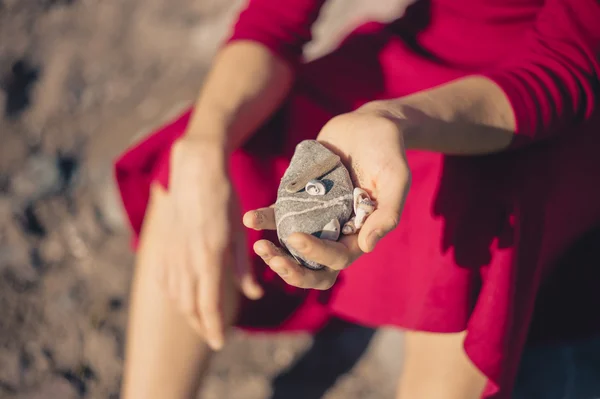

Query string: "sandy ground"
[[0, 1, 410, 397]]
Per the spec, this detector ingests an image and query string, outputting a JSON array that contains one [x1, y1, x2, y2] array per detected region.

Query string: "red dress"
[[114, 0, 600, 397]]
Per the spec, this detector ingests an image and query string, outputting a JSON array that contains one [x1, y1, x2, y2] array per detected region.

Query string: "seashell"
[[353, 188, 370, 214], [355, 200, 376, 229], [319, 218, 341, 241], [353, 188, 376, 229], [342, 218, 357, 235], [305, 179, 327, 196], [285, 152, 340, 193]]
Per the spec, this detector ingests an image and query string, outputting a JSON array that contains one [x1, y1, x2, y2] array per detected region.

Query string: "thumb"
[[357, 207, 401, 253], [233, 228, 264, 300], [357, 163, 410, 253]]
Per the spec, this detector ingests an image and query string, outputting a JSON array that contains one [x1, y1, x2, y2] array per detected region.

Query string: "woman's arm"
[[365, 0, 600, 155], [362, 76, 517, 154], [184, 41, 294, 151], [146, 0, 326, 351], [185, 0, 326, 152]]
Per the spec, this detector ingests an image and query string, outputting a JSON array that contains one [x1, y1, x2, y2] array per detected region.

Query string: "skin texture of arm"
[[362, 76, 517, 155], [369, 0, 599, 155], [154, 0, 325, 352], [155, 39, 296, 351], [184, 40, 294, 152], [184, 0, 325, 150]]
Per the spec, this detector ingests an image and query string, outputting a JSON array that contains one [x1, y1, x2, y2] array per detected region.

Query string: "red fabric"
[[115, 1, 600, 398], [481, 0, 600, 146], [226, 0, 326, 66]]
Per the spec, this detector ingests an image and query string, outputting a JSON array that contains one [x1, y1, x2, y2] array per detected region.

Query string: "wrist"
[[356, 100, 421, 150], [184, 109, 233, 154], [172, 134, 232, 183]]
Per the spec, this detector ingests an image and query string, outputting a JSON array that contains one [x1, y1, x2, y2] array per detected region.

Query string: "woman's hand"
[[155, 134, 263, 350], [243, 106, 411, 290], [144, 40, 294, 350]]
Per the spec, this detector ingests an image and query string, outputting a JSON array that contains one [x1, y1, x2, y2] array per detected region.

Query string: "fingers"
[[178, 265, 205, 335], [166, 228, 184, 300], [253, 240, 339, 290], [243, 206, 276, 231], [244, 206, 358, 286], [192, 242, 225, 351], [151, 184, 206, 336], [357, 208, 401, 252], [232, 228, 264, 300], [177, 239, 206, 335], [180, 195, 229, 351], [286, 233, 361, 271], [359, 163, 410, 253]]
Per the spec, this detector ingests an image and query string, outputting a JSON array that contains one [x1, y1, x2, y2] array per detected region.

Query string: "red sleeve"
[[226, 0, 327, 66], [482, 0, 600, 147]]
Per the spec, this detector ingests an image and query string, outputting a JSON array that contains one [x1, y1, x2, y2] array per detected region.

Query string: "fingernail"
[[256, 250, 267, 259], [254, 245, 267, 258], [367, 230, 383, 251]]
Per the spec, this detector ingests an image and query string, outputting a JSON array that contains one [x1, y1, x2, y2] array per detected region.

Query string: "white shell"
[[352, 188, 376, 229], [342, 218, 357, 235], [353, 188, 370, 214], [355, 201, 375, 229], [354, 208, 368, 229], [320, 218, 340, 241], [305, 179, 326, 196]]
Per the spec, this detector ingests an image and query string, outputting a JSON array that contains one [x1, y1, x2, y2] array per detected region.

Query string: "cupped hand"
[[155, 134, 263, 350], [243, 107, 411, 290]]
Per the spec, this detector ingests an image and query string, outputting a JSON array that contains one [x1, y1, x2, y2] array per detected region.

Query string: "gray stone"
[[275, 140, 354, 270]]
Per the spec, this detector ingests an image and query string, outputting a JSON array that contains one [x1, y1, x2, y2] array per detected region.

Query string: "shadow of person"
[[513, 225, 600, 398], [270, 319, 376, 399]]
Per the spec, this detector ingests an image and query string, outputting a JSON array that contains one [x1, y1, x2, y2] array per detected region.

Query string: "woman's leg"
[[396, 331, 487, 399], [121, 184, 241, 399]]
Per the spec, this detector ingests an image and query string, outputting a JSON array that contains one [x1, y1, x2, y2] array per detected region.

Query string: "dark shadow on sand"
[[270, 319, 376, 399]]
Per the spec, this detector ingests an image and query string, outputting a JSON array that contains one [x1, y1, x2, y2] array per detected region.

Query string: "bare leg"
[[396, 331, 487, 399], [121, 185, 240, 399]]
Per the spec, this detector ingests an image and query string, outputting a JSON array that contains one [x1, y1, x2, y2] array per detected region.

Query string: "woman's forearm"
[[365, 76, 517, 155], [185, 40, 294, 152]]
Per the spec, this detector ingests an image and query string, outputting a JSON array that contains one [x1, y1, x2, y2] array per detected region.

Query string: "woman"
[[114, 0, 600, 397]]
